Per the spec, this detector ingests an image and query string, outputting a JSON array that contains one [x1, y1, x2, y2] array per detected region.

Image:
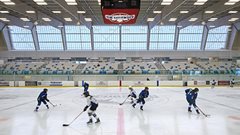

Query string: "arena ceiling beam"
[[173, 27, 180, 50], [52, 0, 92, 29], [2, 26, 12, 50], [32, 26, 40, 50], [1, 0, 63, 29], [200, 26, 209, 51], [234, 21, 240, 30], [206, 12, 240, 30], [178, 0, 240, 29], [146, 23, 150, 50], [226, 24, 238, 50], [60, 27, 67, 51], [0, 21, 6, 31], [149, 0, 188, 29], [0, 14, 33, 30]]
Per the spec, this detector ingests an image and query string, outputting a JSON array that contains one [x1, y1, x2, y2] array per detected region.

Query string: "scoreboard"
[[101, 0, 140, 24]]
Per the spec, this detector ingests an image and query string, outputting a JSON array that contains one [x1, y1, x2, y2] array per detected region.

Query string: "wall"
[[0, 50, 240, 59], [232, 30, 240, 50]]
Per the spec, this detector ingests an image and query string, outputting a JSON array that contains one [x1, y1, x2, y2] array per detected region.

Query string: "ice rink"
[[0, 86, 240, 135]]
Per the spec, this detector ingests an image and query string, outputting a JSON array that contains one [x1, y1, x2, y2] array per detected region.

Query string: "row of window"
[[9, 25, 229, 50]]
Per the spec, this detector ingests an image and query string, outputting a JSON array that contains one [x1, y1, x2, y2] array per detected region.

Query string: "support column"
[[173, 26, 180, 50], [201, 25, 209, 51], [61, 26, 67, 50], [32, 26, 40, 50]]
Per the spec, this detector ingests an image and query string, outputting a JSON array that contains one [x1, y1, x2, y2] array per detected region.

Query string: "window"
[[37, 26, 63, 50], [150, 26, 175, 50], [65, 26, 91, 50], [178, 26, 203, 50], [93, 26, 119, 50], [122, 26, 147, 50], [205, 26, 228, 50], [9, 26, 35, 50]]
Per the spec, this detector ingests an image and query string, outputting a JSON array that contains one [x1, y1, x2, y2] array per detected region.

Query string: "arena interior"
[[0, 0, 240, 135]]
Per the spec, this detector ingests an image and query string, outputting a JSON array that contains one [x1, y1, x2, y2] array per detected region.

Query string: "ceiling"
[[0, 0, 239, 29]]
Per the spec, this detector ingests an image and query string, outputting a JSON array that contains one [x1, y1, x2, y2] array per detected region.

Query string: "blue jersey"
[[185, 89, 198, 101], [37, 91, 48, 101], [139, 90, 149, 99], [83, 83, 89, 91]]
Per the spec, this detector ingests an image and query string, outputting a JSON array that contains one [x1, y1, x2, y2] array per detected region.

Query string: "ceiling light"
[[153, 11, 161, 14], [229, 0, 240, 2], [201, 21, 206, 25], [169, 18, 177, 22], [177, 25, 182, 28], [0, 0, 11, 2], [26, 11, 35, 13], [36, 2, 47, 5], [67, 2, 77, 5], [161, 2, 171, 5], [42, 18, 51, 21], [65, 0, 76, 2], [0, 11, 9, 13], [229, 18, 239, 21], [23, 25, 30, 28], [20, 18, 30, 21], [0, 18, 10, 22], [224, 2, 235, 5], [77, 11, 86, 14], [205, 11, 214, 13], [77, 21, 80, 25], [208, 18, 218, 21], [52, 11, 61, 13], [85, 18, 92, 21], [64, 18, 72, 21], [197, 0, 208, 2], [189, 18, 198, 21], [147, 18, 154, 22], [194, 2, 205, 5], [4, 2, 15, 5], [209, 25, 215, 28], [180, 11, 189, 14], [228, 11, 238, 13], [33, 0, 44, 2], [58, 25, 64, 28]]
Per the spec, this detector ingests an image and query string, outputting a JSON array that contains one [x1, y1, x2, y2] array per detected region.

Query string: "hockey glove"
[[46, 99, 50, 102], [83, 106, 89, 112], [128, 94, 131, 97]]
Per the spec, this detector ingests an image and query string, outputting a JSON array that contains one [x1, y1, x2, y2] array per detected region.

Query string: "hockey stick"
[[119, 96, 129, 105], [197, 106, 210, 117], [62, 111, 84, 127], [49, 101, 57, 107]]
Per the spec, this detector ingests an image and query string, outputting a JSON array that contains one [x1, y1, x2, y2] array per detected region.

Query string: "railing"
[[0, 69, 237, 76]]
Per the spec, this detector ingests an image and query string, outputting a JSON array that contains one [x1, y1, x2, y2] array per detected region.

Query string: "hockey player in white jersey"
[[83, 91, 100, 124], [128, 86, 137, 104]]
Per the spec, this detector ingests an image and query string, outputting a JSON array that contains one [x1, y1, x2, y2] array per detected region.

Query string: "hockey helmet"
[[193, 88, 199, 92], [145, 87, 149, 90], [43, 88, 48, 92]]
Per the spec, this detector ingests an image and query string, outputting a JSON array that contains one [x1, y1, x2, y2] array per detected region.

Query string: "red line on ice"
[[117, 108, 125, 135]]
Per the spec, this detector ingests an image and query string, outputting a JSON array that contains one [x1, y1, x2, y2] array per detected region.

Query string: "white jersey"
[[86, 96, 98, 106], [130, 90, 137, 97]]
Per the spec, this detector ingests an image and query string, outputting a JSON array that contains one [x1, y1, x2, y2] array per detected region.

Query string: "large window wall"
[[205, 26, 229, 50], [122, 26, 147, 50], [36, 26, 63, 50], [9, 26, 35, 50], [93, 26, 119, 50], [7, 25, 231, 51], [178, 26, 203, 50], [65, 26, 91, 50], [150, 26, 175, 50]]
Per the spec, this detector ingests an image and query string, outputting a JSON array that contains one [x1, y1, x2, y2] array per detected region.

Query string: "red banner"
[[102, 9, 139, 24]]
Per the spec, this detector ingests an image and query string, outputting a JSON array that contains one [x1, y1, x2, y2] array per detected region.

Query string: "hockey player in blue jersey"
[[128, 86, 137, 103], [132, 87, 149, 111], [83, 82, 89, 92], [83, 91, 100, 124], [185, 88, 200, 114], [34, 88, 50, 112]]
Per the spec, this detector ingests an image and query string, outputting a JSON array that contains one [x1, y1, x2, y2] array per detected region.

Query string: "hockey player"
[[211, 79, 216, 89], [230, 79, 235, 88], [132, 87, 149, 111], [128, 86, 137, 104], [83, 91, 100, 124], [185, 88, 200, 114], [34, 88, 50, 112], [83, 82, 89, 92]]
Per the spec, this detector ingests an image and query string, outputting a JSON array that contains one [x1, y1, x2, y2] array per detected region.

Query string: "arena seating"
[[81, 62, 119, 74]]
